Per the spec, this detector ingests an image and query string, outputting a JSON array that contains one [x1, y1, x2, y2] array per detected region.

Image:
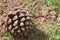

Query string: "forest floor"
[[0, 0, 60, 40]]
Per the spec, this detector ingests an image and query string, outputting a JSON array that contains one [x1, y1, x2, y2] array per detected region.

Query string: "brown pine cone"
[[6, 7, 34, 38]]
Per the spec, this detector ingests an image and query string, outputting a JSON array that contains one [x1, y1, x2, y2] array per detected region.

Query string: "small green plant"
[[47, 0, 60, 14]]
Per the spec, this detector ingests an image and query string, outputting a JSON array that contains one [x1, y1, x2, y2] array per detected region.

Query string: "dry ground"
[[0, 0, 60, 40]]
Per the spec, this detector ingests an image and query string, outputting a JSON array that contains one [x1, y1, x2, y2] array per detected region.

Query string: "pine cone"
[[6, 7, 34, 38]]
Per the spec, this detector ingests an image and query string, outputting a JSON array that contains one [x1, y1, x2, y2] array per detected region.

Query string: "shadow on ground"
[[14, 28, 49, 40]]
